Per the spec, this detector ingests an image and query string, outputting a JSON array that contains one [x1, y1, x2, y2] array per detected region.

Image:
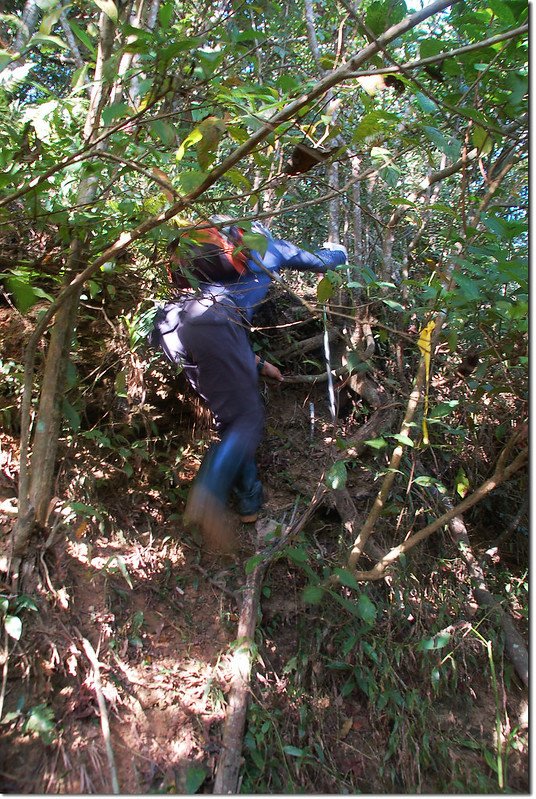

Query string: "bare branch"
[[351, 445, 527, 582], [346, 24, 528, 78]]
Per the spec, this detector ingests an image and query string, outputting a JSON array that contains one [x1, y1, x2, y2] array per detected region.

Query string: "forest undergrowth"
[[0, 270, 529, 794]]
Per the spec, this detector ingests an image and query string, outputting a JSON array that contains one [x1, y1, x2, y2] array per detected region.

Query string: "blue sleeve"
[[271, 239, 346, 273]]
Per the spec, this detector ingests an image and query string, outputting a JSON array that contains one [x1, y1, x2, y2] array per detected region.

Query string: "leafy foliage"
[[0, 0, 527, 793]]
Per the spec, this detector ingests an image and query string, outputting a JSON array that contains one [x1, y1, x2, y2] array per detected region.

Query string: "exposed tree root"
[[212, 549, 265, 794], [272, 330, 338, 358], [213, 487, 326, 794]]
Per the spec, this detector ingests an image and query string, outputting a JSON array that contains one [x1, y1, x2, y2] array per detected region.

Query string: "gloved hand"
[[322, 242, 348, 261]]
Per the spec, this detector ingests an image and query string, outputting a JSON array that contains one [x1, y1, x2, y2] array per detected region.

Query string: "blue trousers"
[[156, 295, 264, 515]]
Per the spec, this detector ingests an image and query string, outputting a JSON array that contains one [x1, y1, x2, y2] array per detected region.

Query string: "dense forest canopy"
[[0, 0, 528, 794]]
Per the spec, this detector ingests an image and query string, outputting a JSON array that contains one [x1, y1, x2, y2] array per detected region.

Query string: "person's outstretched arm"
[[271, 238, 347, 272]]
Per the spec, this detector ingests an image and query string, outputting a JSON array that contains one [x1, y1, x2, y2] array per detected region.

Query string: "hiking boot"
[[184, 486, 235, 553], [239, 512, 258, 524]]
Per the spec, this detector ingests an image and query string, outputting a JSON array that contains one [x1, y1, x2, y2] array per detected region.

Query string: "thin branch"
[[97, 152, 180, 198], [351, 445, 528, 581], [345, 24, 528, 78]]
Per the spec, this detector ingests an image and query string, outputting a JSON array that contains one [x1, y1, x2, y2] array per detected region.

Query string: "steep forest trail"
[[0, 287, 529, 794]]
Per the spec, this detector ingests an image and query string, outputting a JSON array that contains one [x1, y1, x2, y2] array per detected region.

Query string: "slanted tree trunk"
[[14, 13, 116, 554], [17, 0, 164, 543]]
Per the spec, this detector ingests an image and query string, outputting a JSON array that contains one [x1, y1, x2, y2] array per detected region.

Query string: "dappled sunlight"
[[0, 0, 528, 788]]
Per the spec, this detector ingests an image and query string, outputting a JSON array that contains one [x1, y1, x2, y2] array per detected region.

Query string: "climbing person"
[[151, 218, 347, 550]]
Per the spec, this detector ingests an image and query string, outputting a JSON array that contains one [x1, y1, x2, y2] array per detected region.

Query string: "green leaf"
[[68, 20, 96, 54], [379, 165, 400, 188], [159, 37, 202, 62], [5, 614, 22, 640], [357, 593, 377, 625], [102, 102, 132, 125], [354, 110, 400, 140], [472, 125, 493, 155], [382, 298, 405, 312], [418, 631, 451, 651], [391, 433, 414, 447], [5, 277, 40, 314], [505, 73, 528, 109], [333, 568, 361, 591], [429, 400, 459, 419], [283, 745, 306, 757], [364, 437, 387, 449], [185, 765, 208, 794], [325, 460, 347, 490], [0, 49, 14, 69], [67, 501, 102, 518], [198, 48, 224, 78], [415, 92, 438, 114], [483, 748, 499, 773], [366, 0, 406, 35], [39, 7, 63, 35], [302, 585, 325, 604], [0, 597, 8, 616], [423, 126, 461, 160], [23, 704, 56, 744], [362, 641, 380, 664], [196, 116, 226, 169], [453, 273, 482, 301], [242, 232, 268, 256], [148, 119, 176, 147], [178, 170, 208, 194], [93, 0, 118, 22], [285, 547, 309, 565], [455, 467, 470, 498], [345, 351, 368, 375], [419, 39, 445, 59], [487, 0, 516, 24], [106, 555, 133, 588], [245, 553, 264, 574], [31, 33, 68, 49], [62, 400, 81, 432], [414, 475, 442, 489], [225, 168, 252, 191], [14, 595, 38, 613], [158, 1, 174, 27], [316, 275, 334, 303]]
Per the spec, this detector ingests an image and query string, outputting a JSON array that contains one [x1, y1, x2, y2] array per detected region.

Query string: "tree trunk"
[[13, 12, 116, 555], [28, 284, 82, 525], [351, 155, 363, 264], [13, 0, 40, 53], [327, 161, 340, 242]]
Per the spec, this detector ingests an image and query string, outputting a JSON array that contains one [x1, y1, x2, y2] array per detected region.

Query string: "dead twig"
[[81, 638, 120, 795]]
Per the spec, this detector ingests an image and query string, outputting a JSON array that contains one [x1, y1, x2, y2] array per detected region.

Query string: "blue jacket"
[[198, 232, 347, 321]]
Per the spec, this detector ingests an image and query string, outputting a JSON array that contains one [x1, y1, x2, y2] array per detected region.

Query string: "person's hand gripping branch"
[[256, 355, 284, 382]]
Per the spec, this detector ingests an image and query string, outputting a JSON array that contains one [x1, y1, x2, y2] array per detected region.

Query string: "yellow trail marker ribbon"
[[417, 320, 436, 445]]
